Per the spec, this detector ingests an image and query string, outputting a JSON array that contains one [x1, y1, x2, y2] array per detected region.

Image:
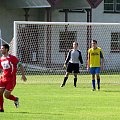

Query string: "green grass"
[[0, 75, 120, 120]]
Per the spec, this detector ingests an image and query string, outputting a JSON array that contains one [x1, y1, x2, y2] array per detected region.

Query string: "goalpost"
[[13, 21, 120, 79], [0, 29, 10, 47]]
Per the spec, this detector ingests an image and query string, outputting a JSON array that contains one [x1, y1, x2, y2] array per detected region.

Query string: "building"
[[0, 0, 120, 72]]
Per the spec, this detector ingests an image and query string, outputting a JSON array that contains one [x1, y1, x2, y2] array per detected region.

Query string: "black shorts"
[[67, 62, 79, 73]]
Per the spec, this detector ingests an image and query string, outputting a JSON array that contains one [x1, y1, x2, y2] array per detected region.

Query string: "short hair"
[[92, 40, 97, 44], [2, 44, 10, 51], [73, 41, 78, 46]]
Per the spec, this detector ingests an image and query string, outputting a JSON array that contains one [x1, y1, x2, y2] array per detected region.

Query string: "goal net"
[[12, 21, 120, 84]]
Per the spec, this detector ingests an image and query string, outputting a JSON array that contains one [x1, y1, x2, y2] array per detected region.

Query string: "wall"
[[0, 6, 45, 43], [92, 1, 120, 23], [51, 9, 87, 22]]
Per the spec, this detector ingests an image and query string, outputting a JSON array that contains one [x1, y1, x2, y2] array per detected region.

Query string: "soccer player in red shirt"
[[0, 44, 27, 112]]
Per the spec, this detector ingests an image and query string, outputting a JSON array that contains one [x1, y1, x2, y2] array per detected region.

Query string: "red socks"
[[8, 95, 16, 101], [0, 96, 4, 110]]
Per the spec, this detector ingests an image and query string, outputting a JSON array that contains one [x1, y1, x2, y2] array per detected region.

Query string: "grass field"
[[0, 75, 120, 120]]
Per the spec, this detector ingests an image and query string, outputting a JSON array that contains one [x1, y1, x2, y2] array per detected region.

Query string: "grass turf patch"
[[0, 75, 120, 120]]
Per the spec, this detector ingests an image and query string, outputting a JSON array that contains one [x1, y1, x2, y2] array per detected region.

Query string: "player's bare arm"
[[18, 62, 27, 81], [87, 53, 90, 71], [101, 57, 104, 71]]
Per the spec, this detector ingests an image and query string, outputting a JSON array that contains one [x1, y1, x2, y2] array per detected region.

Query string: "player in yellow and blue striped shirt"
[[87, 40, 104, 91]]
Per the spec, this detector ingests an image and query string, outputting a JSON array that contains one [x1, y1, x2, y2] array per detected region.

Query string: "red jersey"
[[0, 54, 19, 81]]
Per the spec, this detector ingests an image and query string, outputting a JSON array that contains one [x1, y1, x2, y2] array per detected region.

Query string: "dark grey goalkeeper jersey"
[[65, 49, 83, 64]]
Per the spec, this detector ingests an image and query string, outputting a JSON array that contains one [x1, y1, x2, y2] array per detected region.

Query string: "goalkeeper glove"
[[63, 64, 67, 69], [81, 64, 85, 70]]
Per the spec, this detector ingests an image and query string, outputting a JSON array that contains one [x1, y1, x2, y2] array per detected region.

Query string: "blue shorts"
[[90, 67, 100, 74]]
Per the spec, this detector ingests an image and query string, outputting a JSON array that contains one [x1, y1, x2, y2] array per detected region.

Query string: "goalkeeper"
[[60, 41, 83, 87]]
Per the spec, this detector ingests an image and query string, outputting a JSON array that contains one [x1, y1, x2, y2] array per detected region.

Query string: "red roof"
[[47, 0, 102, 9], [87, 0, 103, 8], [47, 0, 60, 6]]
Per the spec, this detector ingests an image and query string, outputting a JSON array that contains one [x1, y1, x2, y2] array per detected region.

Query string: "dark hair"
[[2, 44, 9, 51], [92, 40, 97, 44], [73, 41, 78, 46]]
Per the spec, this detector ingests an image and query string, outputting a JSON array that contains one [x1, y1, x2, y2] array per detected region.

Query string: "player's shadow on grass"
[[8, 111, 29, 114], [103, 90, 120, 92], [8, 111, 64, 115]]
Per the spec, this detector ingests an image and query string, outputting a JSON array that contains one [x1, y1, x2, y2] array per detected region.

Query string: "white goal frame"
[[13, 21, 120, 72]]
